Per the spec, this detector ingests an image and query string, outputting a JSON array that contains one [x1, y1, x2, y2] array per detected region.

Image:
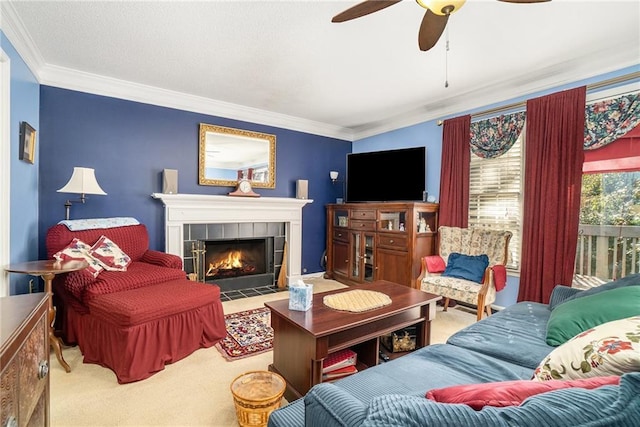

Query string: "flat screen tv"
[[346, 147, 426, 203]]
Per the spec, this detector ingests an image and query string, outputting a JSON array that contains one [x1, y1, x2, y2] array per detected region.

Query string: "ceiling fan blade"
[[497, 0, 551, 3], [418, 9, 449, 51], [332, 0, 402, 23]]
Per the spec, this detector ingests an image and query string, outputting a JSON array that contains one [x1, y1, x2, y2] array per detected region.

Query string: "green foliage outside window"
[[580, 173, 640, 226]]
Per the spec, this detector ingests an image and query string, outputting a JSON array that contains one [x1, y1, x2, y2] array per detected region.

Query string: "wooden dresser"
[[1, 293, 50, 427]]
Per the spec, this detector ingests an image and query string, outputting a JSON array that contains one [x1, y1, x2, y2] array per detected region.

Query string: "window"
[[577, 153, 640, 282], [575, 90, 640, 284], [468, 131, 524, 270]]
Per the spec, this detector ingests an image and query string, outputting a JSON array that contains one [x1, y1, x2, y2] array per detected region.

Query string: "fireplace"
[[151, 193, 312, 286], [198, 237, 275, 291]]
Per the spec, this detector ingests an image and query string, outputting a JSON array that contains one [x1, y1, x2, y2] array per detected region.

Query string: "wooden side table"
[[5, 260, 88, 373]]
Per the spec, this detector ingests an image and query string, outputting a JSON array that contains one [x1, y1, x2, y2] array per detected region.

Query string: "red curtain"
[[518, 87, 587, 304], [439, 115, 471, 227]]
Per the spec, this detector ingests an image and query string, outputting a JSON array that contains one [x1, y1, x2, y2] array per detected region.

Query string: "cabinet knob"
[[389, 239, 394, 243], [4, 416, 17, 427], [38, 360, 49, 380], [344, 259, 349, 264]]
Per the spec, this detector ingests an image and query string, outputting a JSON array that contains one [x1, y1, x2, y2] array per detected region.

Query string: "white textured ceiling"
[[2, 0, 639, 140]]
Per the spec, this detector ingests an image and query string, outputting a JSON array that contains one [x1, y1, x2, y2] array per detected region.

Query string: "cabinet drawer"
[[377, 233, 408, 250], [350, 220, 375, 231], [350, 210, 376, 220], [333, 229, 349, 242]]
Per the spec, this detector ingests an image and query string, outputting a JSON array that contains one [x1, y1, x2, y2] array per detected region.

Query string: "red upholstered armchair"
[[46, 219, 226, 383]]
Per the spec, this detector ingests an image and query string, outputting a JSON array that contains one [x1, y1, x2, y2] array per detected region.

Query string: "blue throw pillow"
[[442, 253, 489, 283]]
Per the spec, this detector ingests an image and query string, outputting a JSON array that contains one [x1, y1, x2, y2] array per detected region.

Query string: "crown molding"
[[351, 44, 640, 140], [1, 1, 354, 142], [38, 64, 354, 141], [0, 1, 45, 80]]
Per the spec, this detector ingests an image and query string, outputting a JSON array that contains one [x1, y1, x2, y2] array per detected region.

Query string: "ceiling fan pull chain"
[[444, 25, 450, 88]]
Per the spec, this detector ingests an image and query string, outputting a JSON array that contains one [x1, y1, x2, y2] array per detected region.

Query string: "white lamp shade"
[[57, 167, 107, 195], [330, 171, 339, 180]]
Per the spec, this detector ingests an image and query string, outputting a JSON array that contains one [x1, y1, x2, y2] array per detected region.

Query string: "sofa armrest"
[[304, 383, 367, 427], [140, 250, 183, 270], [548, 285, 581, 310]]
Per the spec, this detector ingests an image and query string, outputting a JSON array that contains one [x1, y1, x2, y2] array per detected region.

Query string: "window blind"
[[469, 132, 524, 270]]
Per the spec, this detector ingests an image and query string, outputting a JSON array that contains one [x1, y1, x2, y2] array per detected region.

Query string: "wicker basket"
[[230, 371, 286, 427]]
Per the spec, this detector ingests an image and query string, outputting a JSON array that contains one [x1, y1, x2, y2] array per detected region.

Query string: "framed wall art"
[[19, 121, 36, 163]]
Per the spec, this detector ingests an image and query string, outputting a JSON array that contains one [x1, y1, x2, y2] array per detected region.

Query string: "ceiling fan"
[[332, 0, 551, 52]]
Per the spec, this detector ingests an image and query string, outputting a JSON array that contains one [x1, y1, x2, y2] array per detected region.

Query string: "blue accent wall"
[[1, 31, 40, 295], [354, 64, 640, 308], [38, 87, 351, 275]]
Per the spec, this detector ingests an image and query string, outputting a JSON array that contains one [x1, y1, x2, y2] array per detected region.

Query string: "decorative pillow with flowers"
[[53, 237, 104, 278], [89, 235, 131, 271], [533, 316, 640, 382]]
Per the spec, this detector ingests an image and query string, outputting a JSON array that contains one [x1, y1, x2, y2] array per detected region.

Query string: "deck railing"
[[575, 224, 640, 282]]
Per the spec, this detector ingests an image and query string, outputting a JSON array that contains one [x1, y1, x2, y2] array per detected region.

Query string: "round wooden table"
[[5, 259, 88, 373]]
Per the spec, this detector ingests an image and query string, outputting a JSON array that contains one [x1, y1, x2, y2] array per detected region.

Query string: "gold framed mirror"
[[198, 123, 276, 188]]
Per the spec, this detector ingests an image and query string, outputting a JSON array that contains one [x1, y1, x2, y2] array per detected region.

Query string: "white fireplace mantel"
[[151, 193, 313, 285]]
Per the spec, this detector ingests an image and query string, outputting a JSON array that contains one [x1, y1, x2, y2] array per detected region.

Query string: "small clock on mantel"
[[228, 179, 260, 197]]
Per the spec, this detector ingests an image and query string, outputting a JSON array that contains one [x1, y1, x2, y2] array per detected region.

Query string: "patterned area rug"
[[215, 307, 273, 361]]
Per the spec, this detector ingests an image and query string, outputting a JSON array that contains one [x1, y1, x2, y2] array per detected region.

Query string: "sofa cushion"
[[88, 279, 220, 326], [46, 223, 150, 262], [548, 285, 582, 311], [546, 286, 640, 346], [554, 273, 640, 309], [360, 373, 640, 427], [311, 344, 532, 408], [53, 237, 104, 278], [422, 276, 493, 306], [82, 261, 187, 301], [447, 301, 554, 369], [425, 376, 620, 410], [301, 344, 533, 427], [442, 253, 489, 283], [534, 316, 640, 381], [89, 235, 132, 271]]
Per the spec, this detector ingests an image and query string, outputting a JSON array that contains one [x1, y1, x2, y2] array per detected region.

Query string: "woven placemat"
[[323, 289, 392, 313]]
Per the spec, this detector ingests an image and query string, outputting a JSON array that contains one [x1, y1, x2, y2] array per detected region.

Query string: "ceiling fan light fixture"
[[416, 0, 466, 15]]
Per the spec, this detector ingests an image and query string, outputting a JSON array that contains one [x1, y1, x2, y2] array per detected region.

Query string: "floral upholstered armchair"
[[417, 226, 512, 321]]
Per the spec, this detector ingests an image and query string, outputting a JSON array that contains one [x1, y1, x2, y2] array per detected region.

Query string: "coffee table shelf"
[[264, 281, 440, 401]]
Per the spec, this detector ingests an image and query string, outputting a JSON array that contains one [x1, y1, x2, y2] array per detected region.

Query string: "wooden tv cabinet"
[[325, 202, 439, 288]]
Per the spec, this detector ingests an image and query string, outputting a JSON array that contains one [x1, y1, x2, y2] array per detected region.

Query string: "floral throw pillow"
[[89, 235, 131, 271], [533, 316, 640, 381], [53, 237, 104, 278]]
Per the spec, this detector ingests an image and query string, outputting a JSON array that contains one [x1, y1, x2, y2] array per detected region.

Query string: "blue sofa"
[[268, 278, 640, 427]]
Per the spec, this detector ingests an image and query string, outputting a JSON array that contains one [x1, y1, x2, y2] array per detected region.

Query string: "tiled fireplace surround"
[[151, 193, 312, 290]]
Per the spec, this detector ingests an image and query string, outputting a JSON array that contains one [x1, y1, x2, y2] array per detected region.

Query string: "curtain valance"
[[470, 112, 526, 159], [584, 93, 640, 150]]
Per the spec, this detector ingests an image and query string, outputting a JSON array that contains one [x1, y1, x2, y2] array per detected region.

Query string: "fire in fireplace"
[[205, 240, 264, 279], [196, 237, 275, 291]]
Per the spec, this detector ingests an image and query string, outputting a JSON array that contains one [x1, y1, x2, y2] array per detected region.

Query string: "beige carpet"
[[49, 277, 476, 426]]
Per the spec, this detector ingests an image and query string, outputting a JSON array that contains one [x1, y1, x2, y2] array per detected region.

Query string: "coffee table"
[[264, 280, 441, 400]]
